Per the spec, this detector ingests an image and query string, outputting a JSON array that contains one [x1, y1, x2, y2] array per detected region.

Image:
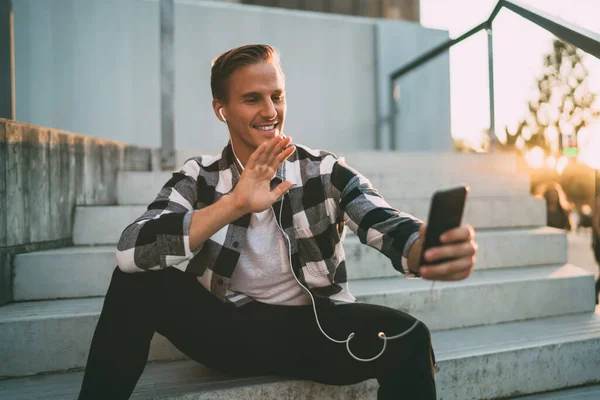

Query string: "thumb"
[[271, 181, 293, 200], [419, 224, 427, 241]]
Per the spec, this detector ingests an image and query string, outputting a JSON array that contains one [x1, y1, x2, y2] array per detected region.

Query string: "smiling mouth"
[[253, 122, 279, 131]]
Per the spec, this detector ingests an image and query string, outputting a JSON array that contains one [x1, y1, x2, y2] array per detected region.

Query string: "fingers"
[[245, 140, 269, 170], [422, 240, 477, 264], [419, 255, 475, 281], [271, 181, 294, 201], [256, 136, 280, 165], [275, 143, 296, 165], [440, 225, 474, 244], [248, 136, 293, 170], [418, 224, 477, 282], [267, 136, 293, 167]]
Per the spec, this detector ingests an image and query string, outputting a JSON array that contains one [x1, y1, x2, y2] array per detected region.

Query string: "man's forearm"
[[189, 194, 247, 252]]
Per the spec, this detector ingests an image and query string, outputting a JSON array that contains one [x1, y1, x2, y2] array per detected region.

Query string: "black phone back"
[[419, 186, 469, 266]]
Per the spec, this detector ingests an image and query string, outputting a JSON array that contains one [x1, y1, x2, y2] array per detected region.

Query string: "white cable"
[[274, 163, 420, 362]]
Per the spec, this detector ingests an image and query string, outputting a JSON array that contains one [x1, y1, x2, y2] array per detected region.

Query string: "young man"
[[78, 44, 477, 400]]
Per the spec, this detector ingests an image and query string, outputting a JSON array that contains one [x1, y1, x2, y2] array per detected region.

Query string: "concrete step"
[[372, 173, 531, 199], [173, 149, 519, 175], [391, 195, 546, 230], [18, 228, 567, 301], [2, 264, 595, 377], [117, 171, 173, 205], [514, 383, 600, 399], [346, 227, 568, 280], [0, 297, 188, 378], [338, 151, 519, 175], [13, 246, 116, 301], [349, 264, 595, 331], [72, 205, 143, 245], [1, 309, 599, 399], [73, 194, 546, 245], [117, 165, 527, 205]]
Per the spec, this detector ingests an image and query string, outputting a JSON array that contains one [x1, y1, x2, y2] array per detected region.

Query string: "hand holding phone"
[[419, 186, 469, 267]]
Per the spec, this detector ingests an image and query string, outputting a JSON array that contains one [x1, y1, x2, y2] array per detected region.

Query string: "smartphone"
[[419, 186, 469, 267]]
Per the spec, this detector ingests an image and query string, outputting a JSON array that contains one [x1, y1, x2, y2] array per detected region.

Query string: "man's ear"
[[212, 99, 225, 123]]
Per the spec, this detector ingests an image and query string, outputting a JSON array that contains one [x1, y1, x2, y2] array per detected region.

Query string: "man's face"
[[214, 62, 286, 163]]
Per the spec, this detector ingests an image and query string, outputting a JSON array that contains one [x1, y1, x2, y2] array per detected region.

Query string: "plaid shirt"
[[116, 143, 422, 306]]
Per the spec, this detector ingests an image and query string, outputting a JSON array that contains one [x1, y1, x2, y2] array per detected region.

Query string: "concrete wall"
[[376, 20, 452, 151], [241, 0, 421, 22], [0, 119, 151, 304], [13, 0, 451, 153]]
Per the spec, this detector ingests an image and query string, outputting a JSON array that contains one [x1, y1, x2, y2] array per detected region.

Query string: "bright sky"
[[420, 0, 600, 169]]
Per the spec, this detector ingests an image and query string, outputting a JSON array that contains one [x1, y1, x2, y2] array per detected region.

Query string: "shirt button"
[[232, 241, 239, 248]]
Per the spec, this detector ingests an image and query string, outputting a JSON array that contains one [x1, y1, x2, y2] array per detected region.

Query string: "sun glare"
[[524, 147, 545, 169], [556, 156, 569, 174]]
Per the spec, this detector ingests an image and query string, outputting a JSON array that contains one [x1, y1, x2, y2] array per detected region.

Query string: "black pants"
[[78, 267, 436, 399]]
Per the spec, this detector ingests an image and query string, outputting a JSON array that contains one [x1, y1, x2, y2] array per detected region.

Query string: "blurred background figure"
[[537, 182, 573, 230]]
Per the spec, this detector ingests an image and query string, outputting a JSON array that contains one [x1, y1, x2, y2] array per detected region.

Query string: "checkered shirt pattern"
[[116, 143, 423, 306]]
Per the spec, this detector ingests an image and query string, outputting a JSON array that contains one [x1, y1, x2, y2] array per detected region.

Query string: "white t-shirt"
[[229, 208, 311, 306]]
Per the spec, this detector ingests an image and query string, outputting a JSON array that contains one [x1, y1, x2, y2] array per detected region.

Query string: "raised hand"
[[230, 136, 296, 214]]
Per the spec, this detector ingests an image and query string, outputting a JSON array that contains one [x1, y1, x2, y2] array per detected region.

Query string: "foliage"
[[502, 39, 600, 153]]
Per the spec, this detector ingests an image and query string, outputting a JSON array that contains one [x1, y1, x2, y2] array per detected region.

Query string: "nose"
[[261, 99, 277, 120]]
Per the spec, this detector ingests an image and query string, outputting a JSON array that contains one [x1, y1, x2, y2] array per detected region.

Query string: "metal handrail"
[[387, 0, 600, 150]]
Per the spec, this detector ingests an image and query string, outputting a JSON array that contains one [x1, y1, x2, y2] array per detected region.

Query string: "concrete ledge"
[[1, 310, 599, 399], [0, 119, 151, 249], [0, 119, 152, 305]]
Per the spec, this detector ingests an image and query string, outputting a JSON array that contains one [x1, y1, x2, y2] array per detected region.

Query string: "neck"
[[230, 137, 250, 170]]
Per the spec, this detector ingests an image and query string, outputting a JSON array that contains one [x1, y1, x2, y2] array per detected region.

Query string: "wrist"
[[220, 192, 249, 220], [407, 236, 423, 274]]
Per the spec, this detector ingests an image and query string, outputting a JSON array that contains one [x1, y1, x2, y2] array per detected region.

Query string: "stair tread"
[[1, 309, 599, 399], [1, 264, 591, 323], [15, 245, 115, 257], [349, 264, 592, 295], [434, 307, 600, 359], [25, 226, 561, 254]]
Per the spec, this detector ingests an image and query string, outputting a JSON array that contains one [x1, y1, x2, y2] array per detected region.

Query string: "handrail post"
[[160, 0, 176, 170], [487, 25, 497, 151], [389, 77, 397, 151], [0, 0, 15, 120]]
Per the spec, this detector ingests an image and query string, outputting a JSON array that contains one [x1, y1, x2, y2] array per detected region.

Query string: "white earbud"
[[219, 108, 227, 123]]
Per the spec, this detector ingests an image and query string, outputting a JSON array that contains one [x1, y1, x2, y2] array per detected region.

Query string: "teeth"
[[256, 124, 275, 131]]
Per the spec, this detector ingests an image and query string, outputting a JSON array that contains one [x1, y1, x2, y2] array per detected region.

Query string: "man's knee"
[[409, 320, 436, 372], [106, 266, 169, 302], [405, 320, 434, 359]]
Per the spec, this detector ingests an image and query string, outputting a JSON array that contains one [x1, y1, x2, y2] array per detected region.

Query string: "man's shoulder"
[[179, 153, 225, 180], [294, 143, 339, 165]]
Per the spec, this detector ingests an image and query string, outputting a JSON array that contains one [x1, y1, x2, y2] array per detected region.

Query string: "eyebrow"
[[241, 90, 284, 99]]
